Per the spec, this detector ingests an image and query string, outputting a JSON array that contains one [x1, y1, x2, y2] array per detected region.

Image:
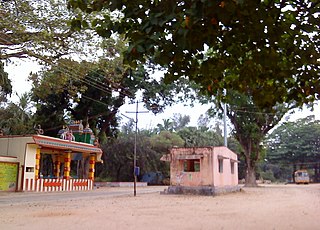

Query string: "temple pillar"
[[35, 148, 41, 180], [88, 153, 95, 180], [54, 154, 61, 178], [64, 151, 72, 179]]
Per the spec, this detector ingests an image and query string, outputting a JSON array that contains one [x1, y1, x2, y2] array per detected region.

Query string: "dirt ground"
[[0, 184, 319, 230]]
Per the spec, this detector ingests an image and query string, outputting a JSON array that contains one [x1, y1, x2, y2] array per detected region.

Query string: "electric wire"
[[0, 31, 302, 117], [0, 36, 133, 99], [0, 36, 136, 132]]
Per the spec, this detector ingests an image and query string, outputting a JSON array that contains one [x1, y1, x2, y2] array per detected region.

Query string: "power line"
[[0, 36, 134, 99]]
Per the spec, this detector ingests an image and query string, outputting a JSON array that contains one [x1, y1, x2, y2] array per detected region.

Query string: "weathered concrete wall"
[[163, 185, 241, 196], [212, 147, 239, 187], [0, 136, 34, 190], [0, 136, 33, 163], [169, 146, 239, 189], [170, 147, 214, 187], [23, 144, 38, 190]]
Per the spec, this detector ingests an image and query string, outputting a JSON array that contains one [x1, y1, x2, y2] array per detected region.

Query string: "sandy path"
[[0, 184, 319, 230]]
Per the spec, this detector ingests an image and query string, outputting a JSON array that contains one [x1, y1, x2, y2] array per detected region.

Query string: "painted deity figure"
[[60, 127, 75, 141]]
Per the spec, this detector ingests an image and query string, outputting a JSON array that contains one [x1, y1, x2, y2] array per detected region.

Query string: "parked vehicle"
[[294, 170, 309, 184]]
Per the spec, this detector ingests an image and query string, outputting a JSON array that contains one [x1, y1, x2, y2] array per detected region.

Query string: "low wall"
[[162, 185, 241, 196], [24, 178, 93, 192], [94, 182, 148, 188]]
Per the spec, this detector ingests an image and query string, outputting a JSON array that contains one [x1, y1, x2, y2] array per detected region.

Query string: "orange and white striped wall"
[[24, 178, 93, 192]]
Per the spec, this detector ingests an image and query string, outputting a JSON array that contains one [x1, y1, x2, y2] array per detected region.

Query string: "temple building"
[[0, 121, 102, 192]]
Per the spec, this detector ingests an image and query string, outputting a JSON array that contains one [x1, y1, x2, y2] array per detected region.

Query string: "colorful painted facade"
[[0, 134, 102, 192], [161, 146, 239, 195]]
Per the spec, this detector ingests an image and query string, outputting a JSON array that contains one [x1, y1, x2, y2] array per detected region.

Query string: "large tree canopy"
[[68, 0, 320, 108], [30, 55, 145, 141], [0, 0, 98, 61], [265, 116, 320, 182], [266, 116, 320, 165], [223, 90, 289, 185]]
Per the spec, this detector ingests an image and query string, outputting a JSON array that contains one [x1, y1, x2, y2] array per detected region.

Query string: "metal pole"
[[134, 101, 138, 196], [223, 89, 228, 147]]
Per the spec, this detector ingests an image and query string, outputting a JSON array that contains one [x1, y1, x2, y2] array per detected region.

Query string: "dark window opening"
[[184, 160, 200, 172], [231, 162, 235, 174], [218, 159, 223, 173], [39, 153, 54, 178], [26, 167, 34, 172]]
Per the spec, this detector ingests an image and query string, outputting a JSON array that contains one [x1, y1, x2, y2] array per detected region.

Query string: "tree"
[[30, 54, 146, 142], [209, 90, 290, 186], [266, 116, 320, 181], [100, 129, 184, 182], [68, 0, 320, 108], [172, 113, 190, 131], [0, 61, 12, 102], [155, 114, 190, 133], [150, 131, 184, 153], [0, 0, 99, 61], [67, 0, 320, 186], [0, 92, 34, 134], [156, 119, 174, 133], [177, 126, 224, 147]]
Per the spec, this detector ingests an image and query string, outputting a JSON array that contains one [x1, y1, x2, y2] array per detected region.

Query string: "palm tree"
[[0, 92, 34, 134]]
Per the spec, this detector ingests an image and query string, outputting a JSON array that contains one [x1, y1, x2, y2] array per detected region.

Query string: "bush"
[[259, 170, 276, 182]]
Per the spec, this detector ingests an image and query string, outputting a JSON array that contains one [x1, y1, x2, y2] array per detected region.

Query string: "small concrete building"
[[0, 134, 102, 192], [161, 146, 239, 195]]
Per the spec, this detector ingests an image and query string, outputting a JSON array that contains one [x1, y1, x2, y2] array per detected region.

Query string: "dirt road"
[[0, 184, 319, 230]]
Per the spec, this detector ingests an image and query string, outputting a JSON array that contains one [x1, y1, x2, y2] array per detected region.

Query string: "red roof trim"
[[33, 135, 102, 154]]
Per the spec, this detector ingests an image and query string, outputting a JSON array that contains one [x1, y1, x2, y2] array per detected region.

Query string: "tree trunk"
[[244, 157, 258, 187]]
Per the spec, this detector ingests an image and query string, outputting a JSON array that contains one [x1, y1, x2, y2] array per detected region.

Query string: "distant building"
[[0, 121, 102, 192], [161, 146, 239, 195]]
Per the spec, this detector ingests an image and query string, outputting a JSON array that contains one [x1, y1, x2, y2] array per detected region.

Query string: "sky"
[[4, 59, 320, 131]]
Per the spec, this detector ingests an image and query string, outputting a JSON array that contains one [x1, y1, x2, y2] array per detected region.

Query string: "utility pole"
[[223, 89, 228, 147], [126, 100, 148, 196]]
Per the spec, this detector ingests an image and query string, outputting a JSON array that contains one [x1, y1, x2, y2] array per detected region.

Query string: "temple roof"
[[33, 135, 102, 154]]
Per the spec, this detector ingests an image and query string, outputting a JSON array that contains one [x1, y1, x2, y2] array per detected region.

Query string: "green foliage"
[[150, 131, 184, 153], [0, 92, 34, 135], [30, 48, 147, 140], [0, 62, 12, 102], [258, 170, 276, 182], [67, 0, 320, 185], [0, 0, 99, 61], [257, 162, 292, 182], [101, 134, 136, 181], [68, 0, 320, 108], [153, 114, 191, 133], [172, 113, 190, 131], [101, 131, 173, 182], [99, 116, 236, 182], [264, 116, 320, 182], [177, 126, 224, 147], [266, 116, 320, 165], [207, 90, 290, 185]]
